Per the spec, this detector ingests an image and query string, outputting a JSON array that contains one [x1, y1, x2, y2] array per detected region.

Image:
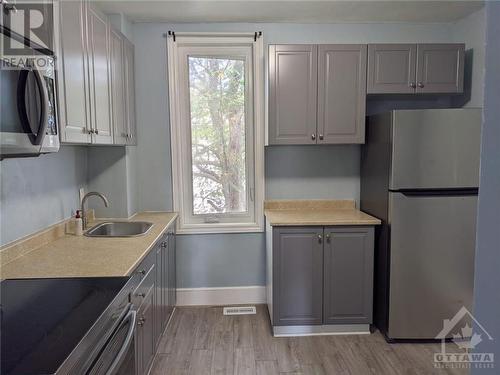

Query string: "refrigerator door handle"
[[391, 188, 479, 197]]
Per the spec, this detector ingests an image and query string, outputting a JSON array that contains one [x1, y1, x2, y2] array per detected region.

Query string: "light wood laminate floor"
[[151, 305, 467, 375]]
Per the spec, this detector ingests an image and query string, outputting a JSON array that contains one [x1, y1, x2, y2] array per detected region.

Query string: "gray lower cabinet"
[[273, 227, 324, 326], [367, 43, 464, 94], [272, 225, 374, 328], [318, 45, 367, 144], [168, 228, 177, 314], [323, 227, 374, 324], [136, 282, 154, 375], [132, 219, 177, 374]]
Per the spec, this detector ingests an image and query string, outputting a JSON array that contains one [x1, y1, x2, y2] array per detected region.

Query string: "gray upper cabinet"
[[367, 43, 464, 94], [273, 227, 323, 326], [87, 4, 113, 144], [367, 44, 417, 94], [318, 45, 367, 144], [269, 44, 366, 145], [58, 0, 136, 146], [416, 44, 464, 93], [123, 38, 137, 145], [109, 27, 128, 145], [57, 1, 91, 143], [269, 45, 318, 145], [323, 227, 374, 325]]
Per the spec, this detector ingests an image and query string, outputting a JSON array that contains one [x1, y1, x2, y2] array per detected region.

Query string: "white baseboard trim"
[[176, 286, 266, 306]]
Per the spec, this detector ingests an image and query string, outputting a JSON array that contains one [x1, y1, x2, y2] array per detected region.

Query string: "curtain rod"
[[164, 31, 263, 42]]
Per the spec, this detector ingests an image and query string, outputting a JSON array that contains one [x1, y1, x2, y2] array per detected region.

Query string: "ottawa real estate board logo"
[[434, 306, 494, 370]]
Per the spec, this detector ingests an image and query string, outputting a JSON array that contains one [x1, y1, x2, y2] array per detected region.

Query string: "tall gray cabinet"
[[270, 225, 374, 334], [269, 44, 367, 145]]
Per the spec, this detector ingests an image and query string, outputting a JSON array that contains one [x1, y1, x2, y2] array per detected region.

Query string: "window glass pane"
[[188, 56, 247, 215]]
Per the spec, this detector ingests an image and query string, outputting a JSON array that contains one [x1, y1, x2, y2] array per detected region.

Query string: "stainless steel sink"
[[85, 221, 153, 237]]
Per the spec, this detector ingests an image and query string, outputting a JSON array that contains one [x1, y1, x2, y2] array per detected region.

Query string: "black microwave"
[[0, 24, 59, 159]]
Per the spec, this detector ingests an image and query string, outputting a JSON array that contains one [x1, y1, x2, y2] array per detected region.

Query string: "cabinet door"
[[367, 44, 417, 94], [137, 284, 155, 375], [416, 44, 464, 94], [273, 227, 323, 326], [269, 45, 318, 145], [87, 4, 113, 144], [154, 244, 163, 347], [123, 39, 137, 145], [161, 233, 170, 330], [109, 27, 128, 145], [168, 227, 177, 314], [318, 45, 367, 144], [323, 227, 374, 325], [57, 0, 91, 143]]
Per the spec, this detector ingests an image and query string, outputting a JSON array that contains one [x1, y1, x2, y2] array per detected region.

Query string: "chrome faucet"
[[81, 192, 109, 230]]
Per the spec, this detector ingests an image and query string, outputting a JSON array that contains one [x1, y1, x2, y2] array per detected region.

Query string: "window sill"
[[176, 222, 264, 235]]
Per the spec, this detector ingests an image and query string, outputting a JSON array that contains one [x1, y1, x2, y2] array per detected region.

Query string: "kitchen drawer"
[[131, 263, 155, 308], [128, 248, 156, 289]]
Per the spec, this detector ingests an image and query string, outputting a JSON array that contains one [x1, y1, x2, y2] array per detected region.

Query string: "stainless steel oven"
[[0, 25, 59, 159], [86, 304, 137, 375]]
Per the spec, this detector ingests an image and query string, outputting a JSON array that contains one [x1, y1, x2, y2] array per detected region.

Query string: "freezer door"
[[390, 109, 482, 190], [388, 192, 477, 339]]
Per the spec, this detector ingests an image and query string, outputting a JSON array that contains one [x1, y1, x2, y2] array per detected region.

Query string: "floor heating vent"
[[223, 306, 257, 316]]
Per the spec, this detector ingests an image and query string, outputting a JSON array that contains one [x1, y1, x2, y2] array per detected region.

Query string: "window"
[[167, 33, 264, 233]]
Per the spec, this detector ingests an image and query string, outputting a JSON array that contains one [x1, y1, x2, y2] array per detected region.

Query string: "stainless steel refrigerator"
[[361, 108, 481, 341]]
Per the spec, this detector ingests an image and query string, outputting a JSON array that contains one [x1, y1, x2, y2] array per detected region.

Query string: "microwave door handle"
[[106, 310, 137, 375], [16, 68, 49, 146]]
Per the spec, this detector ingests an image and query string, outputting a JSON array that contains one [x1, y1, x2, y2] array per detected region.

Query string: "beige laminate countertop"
[[264, 200, 381, 226], [0, 212, 177, 279]]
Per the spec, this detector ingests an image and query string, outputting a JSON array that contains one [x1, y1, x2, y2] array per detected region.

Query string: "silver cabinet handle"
[[88, 129, 94, 134], [136, 292, 146, 298], [319, 134, 324, 141], [409, 82, 416, 89], [326, 234, 331, 243], [137, 316, 145, 326], [311, 134, 316, 141], [95, 129, 99, 135], [318, 234, 322, 243], [418, 82, 424, 88], [161, 241, 167, 248], [138, 269, 146, 276]]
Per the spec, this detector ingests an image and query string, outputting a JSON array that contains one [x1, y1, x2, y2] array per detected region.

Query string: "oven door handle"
[[17, 67, 49, 146], [106, 309, 137, 375]]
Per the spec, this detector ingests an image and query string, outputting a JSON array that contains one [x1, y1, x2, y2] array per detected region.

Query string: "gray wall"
[[451, 7, 486, 108], [132, 21, 459, 288], [265, 145, 360, 203], [87, 147, 131, 218], [472, 2, 500, 373], [0, 146, 87, 246]]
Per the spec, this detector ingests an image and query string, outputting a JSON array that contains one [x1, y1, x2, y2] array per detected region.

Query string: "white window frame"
[[167, 32, 264, 234]]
